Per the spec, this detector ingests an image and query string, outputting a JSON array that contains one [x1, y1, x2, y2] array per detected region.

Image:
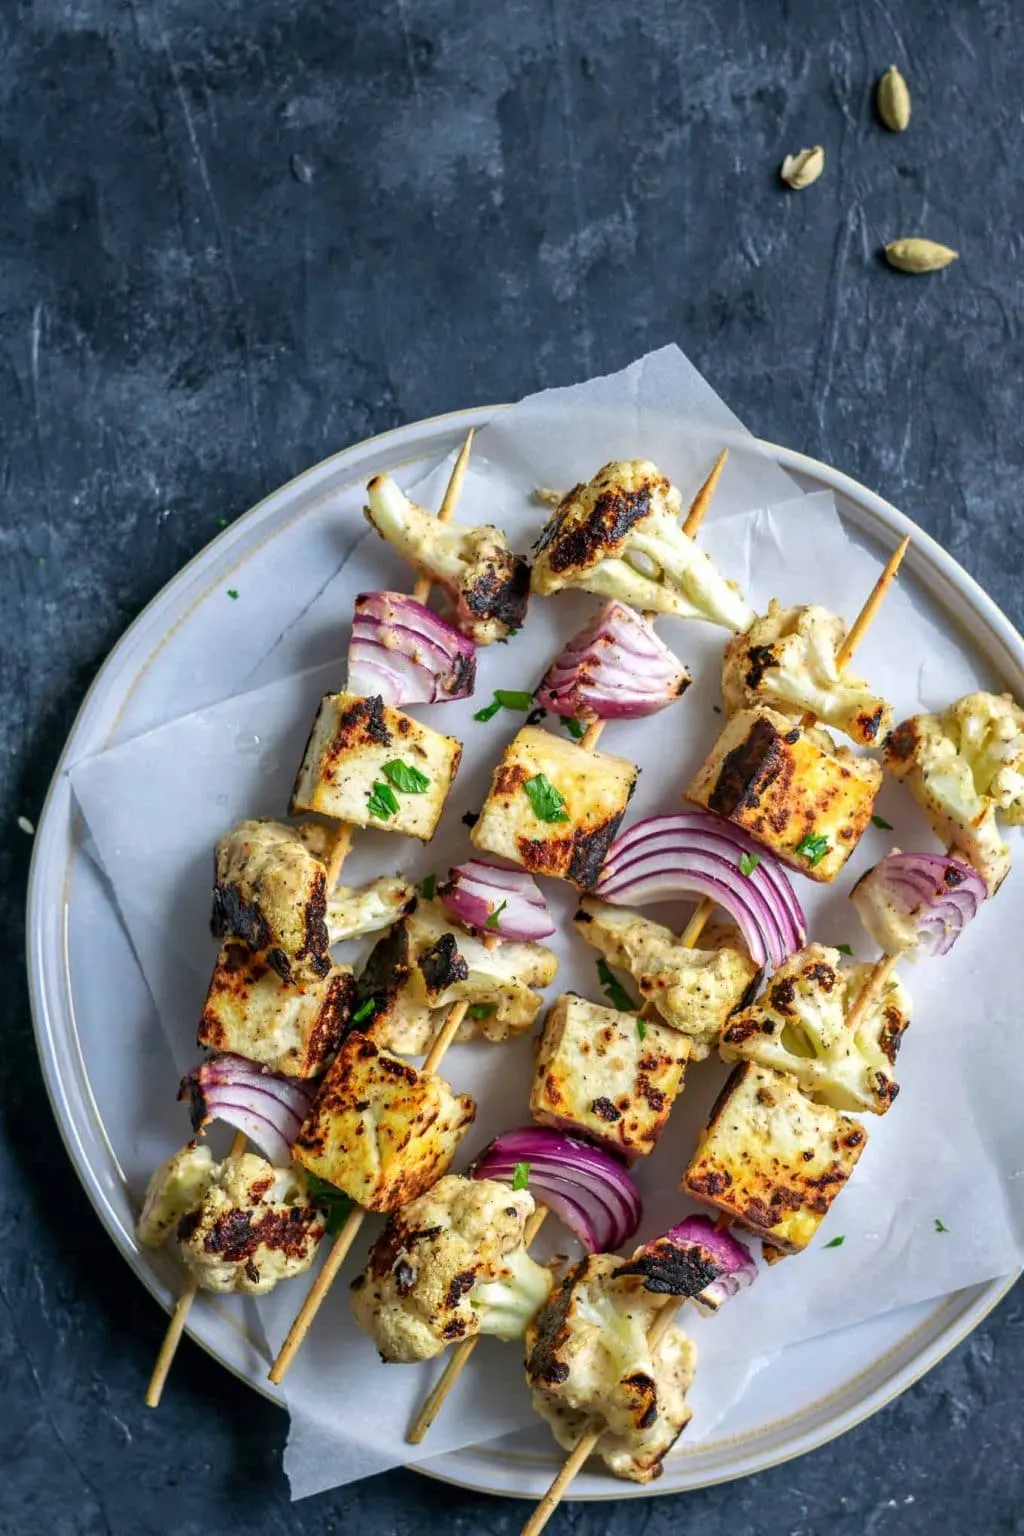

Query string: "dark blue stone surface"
[[2, 2, 1022, 1531]]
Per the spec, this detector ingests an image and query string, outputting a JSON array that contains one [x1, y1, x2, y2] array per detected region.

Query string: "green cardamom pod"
[[885, 238, 959, 273], [877, 66, 911, 131], [780, 146, 825, 190]]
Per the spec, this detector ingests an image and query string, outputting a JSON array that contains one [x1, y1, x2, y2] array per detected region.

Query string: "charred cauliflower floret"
[[137, 1147, 325, 1294], [198, 943, 355, 1078], [945, 692, 1024, 823], [327, 875, 416, 942], [526, 1253, 697, 1484], [722, 602, 893, 746], [364, 474, 529, 644], [350, 1175, 552, 1362], [683, 1062, 867, 1254], [291, 693, 462, 842], [688, 706, 882, 883], [719, 943, 911, 1115], [884, 706, 1013, 895], [212, 819, 332, 982], [355, 897, 558, 1054], [574, 899, 759, 1058], [530, 460, 753, 633]]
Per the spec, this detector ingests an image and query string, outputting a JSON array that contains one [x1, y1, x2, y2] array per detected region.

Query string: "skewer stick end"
[[682, 448, 728, 539]]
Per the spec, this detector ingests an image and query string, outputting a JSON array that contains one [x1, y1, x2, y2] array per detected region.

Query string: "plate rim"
[[26, 405, 1022, 1501]]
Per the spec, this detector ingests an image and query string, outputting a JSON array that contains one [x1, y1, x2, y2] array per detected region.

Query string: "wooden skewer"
[[681, 449, 728, 540], [836, 536, 910, 673], [413, 430, 474, 601]]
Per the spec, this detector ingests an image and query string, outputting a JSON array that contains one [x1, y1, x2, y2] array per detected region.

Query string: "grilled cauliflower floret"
[[356, 898, 557, 1053], [526, 1254, 697, 1484], [885, 710, 1011, 895], [137, 1144, 216, 1248], [291, 1033, 475, 1210], [365, 474, 529, 644], [531, 994, 689, 1157], [719, 943, 911, 1114], [683, 1062, 867, 1253], [471, 725, 638, 890], [531, 460, 752, 632], [327, 875, 415, 942], [688, 706, 882, 883], [174, 1153, 325, 1294], [945, 692, 1024, 822], [291, 693, 462, 842], [198, 944, 355, 1078], [574, 899, 759, 1058], [350, 1175, 552, 1362], [212, 819, 331, 982], [722, 601, 893, 746]]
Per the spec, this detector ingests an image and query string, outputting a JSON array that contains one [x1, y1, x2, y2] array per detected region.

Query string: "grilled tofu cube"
[[471, 726, 637, 889], [290, 693, 462, 841], [574, 899, 759, 1058], [212, 819, 331, 981], [531, 994, 688, 1158], [719, 943, 911, 1115], [292, 1033, 475, 1210], [198, 943, 356, 1079], [683, 1062, 867, 1253], [687, 706, 882, 883]]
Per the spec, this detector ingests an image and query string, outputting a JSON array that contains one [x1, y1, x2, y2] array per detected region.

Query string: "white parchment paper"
[[66, 350, 1023, 1495]]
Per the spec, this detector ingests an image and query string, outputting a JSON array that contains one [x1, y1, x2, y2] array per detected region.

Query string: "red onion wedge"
[[596, 811, 806, 972], [346, 590, 476, 707], [439, 859, 556, 941], [180, 1054, 316, 1167], [472, 1127, 642, 1253], [851, 850, 986, 958], [615, 1215, 757, 1313], [536, 600, 691, 720]]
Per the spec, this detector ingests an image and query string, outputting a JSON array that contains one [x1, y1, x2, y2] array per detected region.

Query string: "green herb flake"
[[823, 1235, 845, 1249], [511, 1161, 530, 1191], [739, 851, 760, 877], [217, 517, 228, 528], [468, 1002, 497, 1020], [523, 773, 570, 823], [474, 697, 503, 722], [306, 1174, 353, 1235], [835, 943, 854, 956], [636, 1017, 648, 1041], [872, 814, 894, 831], [367, 780, 400, 820], [226, 588, 239, 600], [795, 831, 830, 867], [419, 873, 438, 900], [935, 1218, 949, 1234], [352, 997, 377, 1026], [383, 759, 431, 794], [565, 717, 586, 740], [495, 689, 534, 711], [597, 957, 638, 1013], [485, 899, 508, 931]]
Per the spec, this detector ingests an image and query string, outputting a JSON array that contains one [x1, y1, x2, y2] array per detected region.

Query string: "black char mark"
[[613, 1238, 722, 1297]]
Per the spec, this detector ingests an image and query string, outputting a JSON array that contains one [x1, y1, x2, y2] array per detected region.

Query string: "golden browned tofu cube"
[[687, 706, 882, 882], [471, 726, 637, 889], [197, 943, 356, 1079], [291, 1033, 475, 1211], [683, 1061, 866, 1253], [212, 819, 331, 981], [290, 693, 462, 841], [531, 994, 689, 1158]]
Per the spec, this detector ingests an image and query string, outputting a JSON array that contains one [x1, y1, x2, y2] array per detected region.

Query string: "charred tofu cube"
[[291, 1033, 475, 1210], [212, 819, 331, 981], [198, 943, 355, 1079], [531, 994, 688, 1158], [687, 706, 882, 883], [683, 1061, 867, 1253], [290, 693, 462, 842], [471, 726, 637, 889]]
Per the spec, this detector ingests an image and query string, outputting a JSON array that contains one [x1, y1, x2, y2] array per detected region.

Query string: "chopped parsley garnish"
[[485, 899, 508, 931], [511, 1161, 530, 1191], [367, 780, 400, 820], [419, 873, 438, 899], [306, 1174, 353, 1235], [352, 997, 377, 1026], [474, 689, 535, 722], [226, 588, 239, 600], [871, 814, 894, 831], [217, 517, 228, 528], [795, 832, 830, 867], [383, 759, 431, 794], [823, 1235, 845, 1249], [597, 958, 638, 1013], [468, 1002, 497, 1020], [835, 943, 854, 956], [636, 1017, 648, 1041], [523, 773, 569, 823], [739, 851, 760, 877], [935, 1218, 949, 1234], [565, 717, 586, 740]]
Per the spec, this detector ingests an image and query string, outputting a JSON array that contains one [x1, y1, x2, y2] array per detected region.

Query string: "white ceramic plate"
[[27, 406, 1022, 1502]]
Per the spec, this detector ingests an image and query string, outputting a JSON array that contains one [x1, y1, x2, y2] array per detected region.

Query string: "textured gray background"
[[2, 1, 1023, 1532]]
